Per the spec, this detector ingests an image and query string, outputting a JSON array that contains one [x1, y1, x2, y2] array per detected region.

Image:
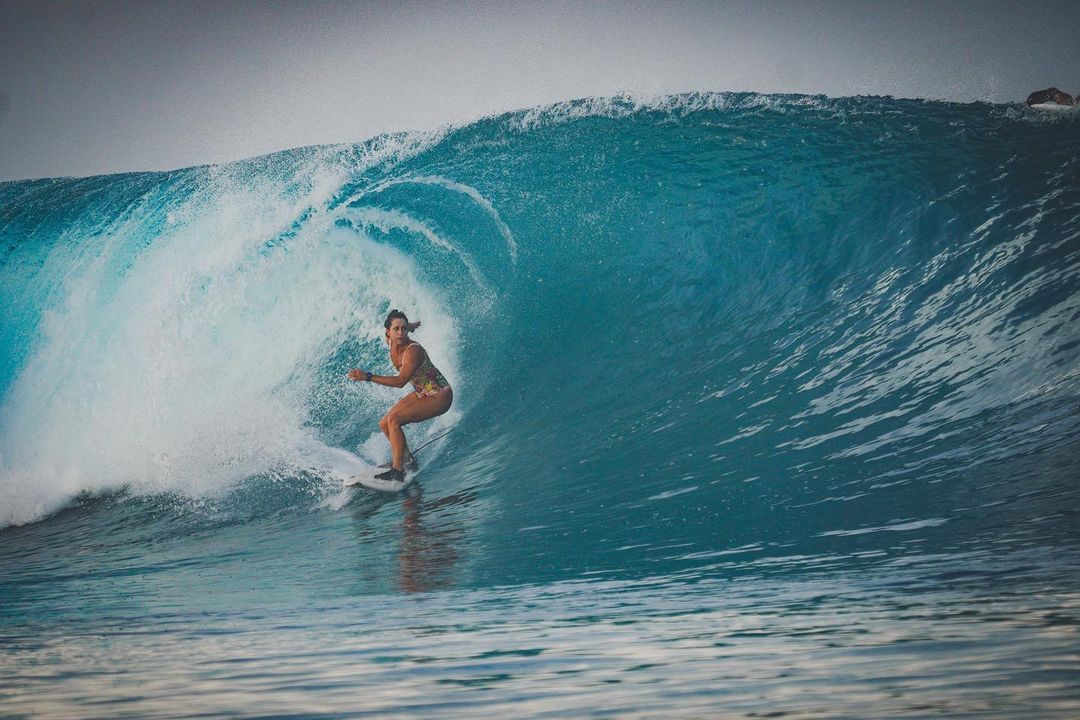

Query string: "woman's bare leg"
[[379, 415, 420, 468], [383, 388, 453, 470]]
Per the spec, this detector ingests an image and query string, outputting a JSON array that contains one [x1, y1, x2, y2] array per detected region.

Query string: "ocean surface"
[[1, 93, 1078, 717]]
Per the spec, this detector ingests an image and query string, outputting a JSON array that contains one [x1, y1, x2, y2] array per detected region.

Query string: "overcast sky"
[[2, 0, 1078, 181]]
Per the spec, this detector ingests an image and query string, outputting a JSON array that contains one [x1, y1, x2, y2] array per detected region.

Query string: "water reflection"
[[350, 483, 477, 593]]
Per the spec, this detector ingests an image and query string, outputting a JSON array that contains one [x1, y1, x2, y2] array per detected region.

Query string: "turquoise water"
[[2, 93, 1079, 717]]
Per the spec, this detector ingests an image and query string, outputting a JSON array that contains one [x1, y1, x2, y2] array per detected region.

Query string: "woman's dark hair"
[[384, 309, 409, 330]]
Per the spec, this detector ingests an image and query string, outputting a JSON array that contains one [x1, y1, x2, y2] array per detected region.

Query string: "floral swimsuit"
[[393, 342, 450, 398]]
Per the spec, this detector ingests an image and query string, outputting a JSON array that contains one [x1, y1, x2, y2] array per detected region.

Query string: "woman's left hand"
[[347, 368, 368, 382]]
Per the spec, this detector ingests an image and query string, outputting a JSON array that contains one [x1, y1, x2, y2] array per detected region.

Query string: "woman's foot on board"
[[378, 457, 418, 471], [373, 467, 406, 482]]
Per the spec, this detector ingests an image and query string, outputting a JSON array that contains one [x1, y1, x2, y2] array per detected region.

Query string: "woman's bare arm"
[[347, 344, 423, 388]]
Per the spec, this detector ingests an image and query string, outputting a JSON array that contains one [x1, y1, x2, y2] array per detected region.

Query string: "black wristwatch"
[[365, 371, 373, 382]]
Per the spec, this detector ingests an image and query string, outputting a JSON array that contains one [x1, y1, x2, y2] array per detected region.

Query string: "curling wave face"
[[0, 93, 1078, 590]]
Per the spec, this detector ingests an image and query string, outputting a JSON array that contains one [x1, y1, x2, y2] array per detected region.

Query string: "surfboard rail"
[[344, 473, 410, 492]]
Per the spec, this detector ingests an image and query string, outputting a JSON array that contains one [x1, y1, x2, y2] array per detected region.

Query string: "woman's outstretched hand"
[[347, 368, 368, 382]]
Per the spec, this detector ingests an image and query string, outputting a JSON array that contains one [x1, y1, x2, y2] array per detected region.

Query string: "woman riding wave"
[[347, 309, 453, 482]]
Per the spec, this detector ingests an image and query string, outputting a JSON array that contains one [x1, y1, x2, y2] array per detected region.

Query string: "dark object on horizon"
[[1026, 87, 1074, 106]]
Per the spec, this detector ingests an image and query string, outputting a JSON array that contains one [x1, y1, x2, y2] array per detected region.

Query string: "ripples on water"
[[3, 454, 1078, 718], [4, 556, 1079, 718]]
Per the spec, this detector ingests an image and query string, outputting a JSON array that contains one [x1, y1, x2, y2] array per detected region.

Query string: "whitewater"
[[1, 93, 1078, 717]]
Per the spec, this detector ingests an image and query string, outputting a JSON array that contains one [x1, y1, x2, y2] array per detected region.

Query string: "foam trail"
[[349, 207, 492, 291], [360, 175, 519, 263]]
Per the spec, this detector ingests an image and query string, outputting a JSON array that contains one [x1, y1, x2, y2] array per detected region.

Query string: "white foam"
[[0, 157, 465, 528], [352, 174, 519, 264], [350, 206, 493, 291], [1028, 102, 1076, 112]]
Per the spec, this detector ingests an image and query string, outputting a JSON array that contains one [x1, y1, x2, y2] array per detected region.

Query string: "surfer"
[[347, 309, 453, 482]]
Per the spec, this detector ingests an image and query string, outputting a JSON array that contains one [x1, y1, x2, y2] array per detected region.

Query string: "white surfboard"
[[344, 471, 410, 493]]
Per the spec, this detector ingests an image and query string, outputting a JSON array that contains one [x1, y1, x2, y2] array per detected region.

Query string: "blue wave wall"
[[1, 94, 1078, 589]]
